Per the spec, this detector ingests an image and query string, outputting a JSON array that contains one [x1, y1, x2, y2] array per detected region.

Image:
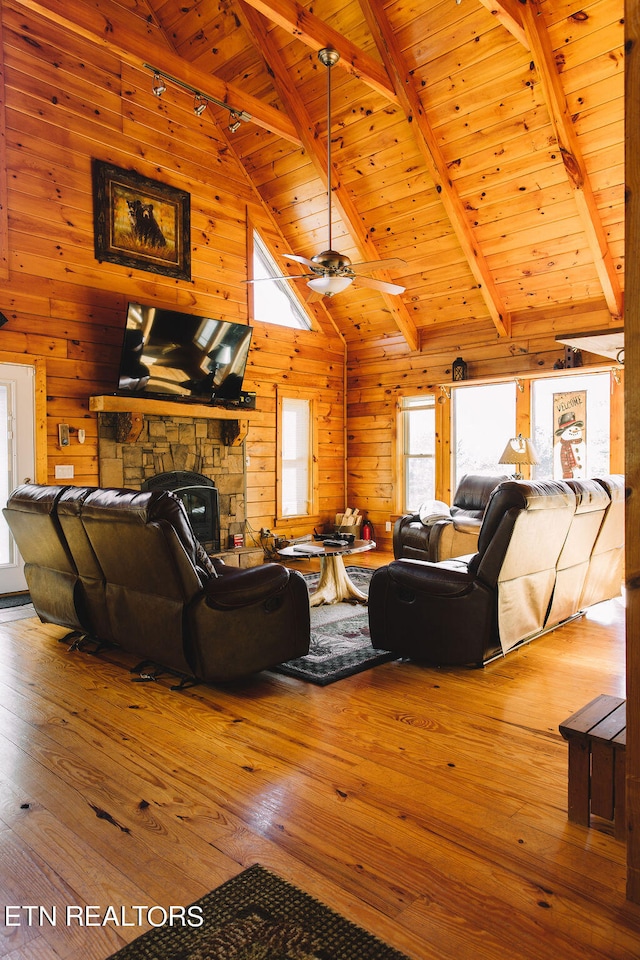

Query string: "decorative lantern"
[[452, 357, 468, 382]]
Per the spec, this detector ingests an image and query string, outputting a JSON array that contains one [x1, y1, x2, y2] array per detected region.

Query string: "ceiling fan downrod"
[[315, 47, 347, 270]]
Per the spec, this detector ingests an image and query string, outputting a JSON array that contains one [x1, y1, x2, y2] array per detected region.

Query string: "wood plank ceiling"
[[54, 0, 627, 350]]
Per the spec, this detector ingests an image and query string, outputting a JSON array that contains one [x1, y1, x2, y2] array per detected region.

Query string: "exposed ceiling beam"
[[520, 0, 623, 319], [477, 0, 529, 48], [360, 0, 511, 338], [239, 1, 419, 350], [15, 0, 302, 145], [240, 0, 397, 102]]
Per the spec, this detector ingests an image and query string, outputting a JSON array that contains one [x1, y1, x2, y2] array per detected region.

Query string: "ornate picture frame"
[[92, 160, 191, 280]]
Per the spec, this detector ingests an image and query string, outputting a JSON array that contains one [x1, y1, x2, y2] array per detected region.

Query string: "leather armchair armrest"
[[393, 513, 420, 557], [204, 563, 291, 609], [428, 517, 481, 562], [387, 558, 475, 598]]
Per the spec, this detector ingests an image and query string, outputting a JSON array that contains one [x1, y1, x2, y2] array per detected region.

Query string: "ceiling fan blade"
[[353, 275, 406, 295], [244, 274, 313, 284], [285, 253, 320, 270], [349, 257, 407, 275]]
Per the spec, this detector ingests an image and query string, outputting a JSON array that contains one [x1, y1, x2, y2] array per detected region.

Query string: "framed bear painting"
[[92, 160, 191, 280]]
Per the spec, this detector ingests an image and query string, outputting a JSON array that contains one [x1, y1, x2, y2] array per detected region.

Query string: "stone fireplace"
[[141, 470, 221, 551], [96, 412, 246, 554]]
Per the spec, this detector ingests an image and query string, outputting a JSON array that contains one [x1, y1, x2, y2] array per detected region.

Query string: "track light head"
[[152, 72, 166, 97], [228, 112, 241, 133], [193, 94, 207, 117]]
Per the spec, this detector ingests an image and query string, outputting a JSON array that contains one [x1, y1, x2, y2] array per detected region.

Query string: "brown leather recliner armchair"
[[3, 484, 310, 684], [371, 479, 579, 666], [393, 474, 509, 563], [0, 483, 89, 638]]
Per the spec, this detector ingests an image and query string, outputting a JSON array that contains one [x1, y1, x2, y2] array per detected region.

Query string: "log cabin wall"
[[347, 316, 621, 548], [0, 1, 345, 540]]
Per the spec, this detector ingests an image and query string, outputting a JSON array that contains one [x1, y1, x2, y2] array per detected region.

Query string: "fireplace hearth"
[[141, 470, 220, 551]]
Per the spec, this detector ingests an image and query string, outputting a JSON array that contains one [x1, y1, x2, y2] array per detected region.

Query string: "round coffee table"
[[277, 539, 376, 606]]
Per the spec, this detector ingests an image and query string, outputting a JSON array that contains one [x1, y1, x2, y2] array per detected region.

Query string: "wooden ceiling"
[[29, 0, 625, 351]]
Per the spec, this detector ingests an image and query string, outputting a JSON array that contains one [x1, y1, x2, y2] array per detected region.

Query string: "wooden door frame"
[[625, 0, 640, 902]]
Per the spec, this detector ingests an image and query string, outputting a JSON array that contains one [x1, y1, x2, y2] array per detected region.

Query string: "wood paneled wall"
[[0, 0, 619, 550], [0, 1, 344, 539], [347, 304, 619, 546]]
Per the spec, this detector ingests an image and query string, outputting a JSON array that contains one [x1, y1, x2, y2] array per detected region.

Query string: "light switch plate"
[[55, 464, 74, 479]]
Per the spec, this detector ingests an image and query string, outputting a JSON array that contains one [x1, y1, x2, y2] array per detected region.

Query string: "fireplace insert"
[[141, 471, 220, 551]]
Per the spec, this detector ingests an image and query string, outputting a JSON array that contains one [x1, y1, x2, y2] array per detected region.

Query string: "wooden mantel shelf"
[[89, 395, 255, 446], [89, 395, 257, 420]]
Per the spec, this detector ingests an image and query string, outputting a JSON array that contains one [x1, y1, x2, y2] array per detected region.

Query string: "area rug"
[[274, 567, 397, 685], [106, 864, 411, 960], [0, 592, 31, 608]]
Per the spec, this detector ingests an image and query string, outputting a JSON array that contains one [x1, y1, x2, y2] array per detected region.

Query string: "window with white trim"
[[531, 372, 610, 480], [453, 382, 516, 489], [280, 396, 312, 516], [252, 230, 311, 329], [401, 395, 436, 512]]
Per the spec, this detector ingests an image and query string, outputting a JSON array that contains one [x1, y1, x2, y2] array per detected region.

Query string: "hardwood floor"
[[0, 556, 637, 959]]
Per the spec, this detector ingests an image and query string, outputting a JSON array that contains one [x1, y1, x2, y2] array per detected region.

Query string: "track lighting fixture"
[[152, 72, 166, 97], [144, 64, 251, 132]]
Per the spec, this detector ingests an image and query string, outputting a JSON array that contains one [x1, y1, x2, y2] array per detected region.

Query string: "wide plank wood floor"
[[0, 555, 638, 959]]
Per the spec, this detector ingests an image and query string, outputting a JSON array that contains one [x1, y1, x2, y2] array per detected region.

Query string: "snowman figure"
[[555, 411, 585, 479]]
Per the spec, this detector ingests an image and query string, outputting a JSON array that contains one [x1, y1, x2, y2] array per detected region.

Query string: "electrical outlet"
[[385, 521, 392, 532]]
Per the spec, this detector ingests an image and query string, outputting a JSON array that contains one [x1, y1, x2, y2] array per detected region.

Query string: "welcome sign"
[[553, 391, 587, 480]]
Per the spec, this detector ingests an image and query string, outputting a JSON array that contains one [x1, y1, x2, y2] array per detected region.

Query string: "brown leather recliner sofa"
[[393, 474, 510, 563], [3, 483, 310, 683], [370, 476, 624, 667]]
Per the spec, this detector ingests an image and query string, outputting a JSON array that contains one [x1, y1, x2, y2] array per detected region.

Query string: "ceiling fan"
[[248, 47, 406, 298]]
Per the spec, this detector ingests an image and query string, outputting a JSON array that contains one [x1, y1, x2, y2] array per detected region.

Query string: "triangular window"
[[251, 230, 312, 329]]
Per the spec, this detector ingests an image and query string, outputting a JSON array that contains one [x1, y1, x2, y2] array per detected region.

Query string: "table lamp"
[[498, 434, 539, 479]]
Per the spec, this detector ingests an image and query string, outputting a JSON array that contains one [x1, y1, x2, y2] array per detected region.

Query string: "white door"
[[0, 363, 36, 593]]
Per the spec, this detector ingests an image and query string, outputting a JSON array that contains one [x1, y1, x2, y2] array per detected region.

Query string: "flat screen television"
[[117, 302, 252, 404]]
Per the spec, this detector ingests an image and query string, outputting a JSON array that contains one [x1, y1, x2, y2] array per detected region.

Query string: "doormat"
[[274, 568, 397, 685], [0, 592, 31, 608], [106, 864, 411, 960]]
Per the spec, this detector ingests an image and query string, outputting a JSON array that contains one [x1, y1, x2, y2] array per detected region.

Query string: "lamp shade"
[[307, 275, 353, 296], [498, 434, 539, 467]]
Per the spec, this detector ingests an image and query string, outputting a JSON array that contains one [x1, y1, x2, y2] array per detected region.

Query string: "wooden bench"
[[559, 694, 626, 840]]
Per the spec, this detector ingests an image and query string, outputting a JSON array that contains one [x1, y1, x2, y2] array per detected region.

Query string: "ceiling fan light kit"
[[308, 275, 353, 296]]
